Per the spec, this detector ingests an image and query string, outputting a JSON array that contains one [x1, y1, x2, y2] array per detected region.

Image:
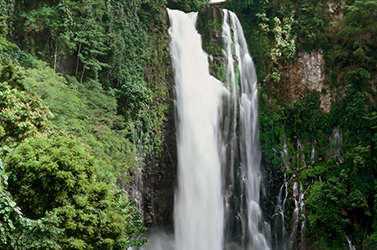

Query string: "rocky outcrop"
[[326, 0, 346, 21], [297, 50, 331, 112], [197, 6, 227, 81], [281, 50, 331, 112]]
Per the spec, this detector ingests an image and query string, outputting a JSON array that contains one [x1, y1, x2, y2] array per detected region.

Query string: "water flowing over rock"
[[169, 9, 225, 250], [329, 127, 344, 165], [288, 182, 306, 250], [221, 10, 269, 250], [140, 7, 270, 250]]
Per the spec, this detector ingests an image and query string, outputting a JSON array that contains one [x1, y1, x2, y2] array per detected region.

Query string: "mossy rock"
[[197, 6, 224, 56], [197, 6, 226, 82]]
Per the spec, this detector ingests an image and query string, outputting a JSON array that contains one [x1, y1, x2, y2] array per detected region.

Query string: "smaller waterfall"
[[271, 175, 288, 250], [329, 127, 343, 165], [271, 137, 308, 250], [221, 9, 269, 250], [271, 139, 289, 250], [128, 133, 145, 219], [310, 140, 316, 165], [347, 236, 356, 250], [282, 138, 289, 168], [288, 182, 306, 250], [299, 183, 306, 250], [297, 140, 306, 167]]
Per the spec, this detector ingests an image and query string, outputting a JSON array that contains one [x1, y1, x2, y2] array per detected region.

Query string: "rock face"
[[282, 50, 331, 112], [139, 7, 177, 227], [142, 105, 177, 226], [297, 51, 331, 112], [326, 0, 346, 21], [196, 6, 224, 38], [197, 6, 227, 81]]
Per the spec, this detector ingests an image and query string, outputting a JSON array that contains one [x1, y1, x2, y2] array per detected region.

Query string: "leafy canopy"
[[5, 134, 147, 250]]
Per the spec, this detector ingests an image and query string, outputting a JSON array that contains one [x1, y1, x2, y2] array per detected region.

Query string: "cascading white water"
[[299, 182, 306, 250], [271, 139, 290, 250], [223, 11, 269, 250], [330, 127, 343, 165], [169, 9, 226, 250], [141, 8, 269, 250], [347, 236, 356, 250], [288, 182, 306, 250], [271, 175, 288, 250]]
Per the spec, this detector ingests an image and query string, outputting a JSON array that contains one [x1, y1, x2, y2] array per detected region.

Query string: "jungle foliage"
[[220, 0, 377, 249], [222, 0, 331, 82], [1, 0, 377, 249], [5, 134, 147, 249], [0, 0, 211, 248], [0, 58, 147, 249]]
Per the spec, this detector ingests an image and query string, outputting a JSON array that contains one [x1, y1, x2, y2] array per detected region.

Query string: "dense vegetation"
[[0, 0, 211, 248], [219, 0, 377, 249], [1, 0, 376, 249]]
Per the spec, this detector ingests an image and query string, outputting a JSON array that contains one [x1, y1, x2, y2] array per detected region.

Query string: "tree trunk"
[[54, 42, 57, 73], [76, 42, 82, 76], [80, 66, 85, 83]]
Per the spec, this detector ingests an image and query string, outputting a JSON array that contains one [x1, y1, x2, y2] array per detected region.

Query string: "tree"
[[5, 134, 147, 250], [24, 61, 140, 185], [306, 176, 350, 249], [0, 159, 62, 250], [0, 59, 52, 156], [329, 0, 377, 81]]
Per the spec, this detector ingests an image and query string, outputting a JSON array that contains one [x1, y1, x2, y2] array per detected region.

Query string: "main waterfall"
[[169, 9, 226, 250], [141, 8, 269, 250]]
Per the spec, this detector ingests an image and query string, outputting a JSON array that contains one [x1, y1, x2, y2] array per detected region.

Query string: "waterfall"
[[222, 10, 269, 250], [141, 8, 269, 250], [271, 176, 288, 250], [271, 139, 289, 250], [329, 127, 343, 165], [169, 9, 226, 250], [347, 236, 356, 250], [286, 181, 306, 250]]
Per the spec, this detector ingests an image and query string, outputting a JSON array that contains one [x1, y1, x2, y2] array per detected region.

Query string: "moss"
[[196, 6, 226, 81], [199, 18, 223, 55], [142, 8, 172, 158]]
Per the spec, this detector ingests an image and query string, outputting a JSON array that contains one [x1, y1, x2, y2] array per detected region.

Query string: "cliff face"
[[139, 7, 177, 227], [142, 108, 177, 226], [282, 50, 331, 112]]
